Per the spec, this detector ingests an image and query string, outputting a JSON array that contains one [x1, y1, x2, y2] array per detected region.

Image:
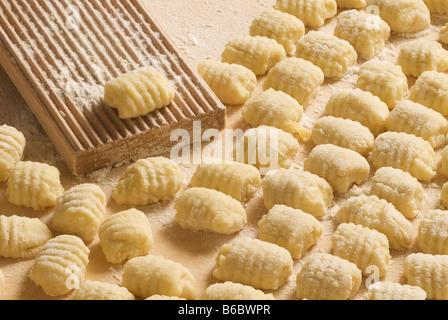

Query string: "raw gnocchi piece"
[[52, 184, 106, 243], [233, 126, 300, 175], [213, 237, 293, 290], [104, 67, 175, 119], [29, 235, 90, 297], [295, 31, 357, 79], [263, 57, 324, 106], [372, 132, 436, 181], [221, 36, 286, 76], [197, 59, 257, 105], [204, 282, 275, 300], [122, 255, 196, 300], [442, 182, 448, 208], [99, 209, 153, 264], [174, 187, 247, 234], [440, 23, 448, 44], [385, 100, 448, 148], [365, 0, 430, 33], [258, 204, 323, 259], [311, 116, 374, 156], [423, 0, 448, 15], [190, 162, 261, 203], [262, 168, 334, 218], [336, 0, 365, 8], [242, 89, 310, 139], [440, 146, 448, 179], [6, 161, 64, 210], [366, 282, 427, 300], [70, 280, 135, 300], [332, 223, 390, 277], [357, 60, 408, 110], [146, 295, 186, 300], [398, 40, 448, 78], [112, 157, 183, 206], [296, 253, 362, 300], [274, 0, 337, 27], [303, 144, 370, 194], [325, 88, 390, 136], [404, 253, 448, 300], [249, 8, 305, 54], [0, 215, 52, 259], [0, 125, 26, 182], [409, 71, 448, 116], [370, 167, 424, 220], [334, 10, 390, 60], [418, 210, 448, 255], [335, 195, 414, 250]]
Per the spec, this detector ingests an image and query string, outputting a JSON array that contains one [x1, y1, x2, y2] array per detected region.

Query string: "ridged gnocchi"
[[423, 0, 448, 15], [258, 204, 323, 259], [190, 162, 261, 202], [440, 23, 448, 44], [398, 40, 448, 78], [145, 295, 186, 300], [104, 67, 175, 119], [335, 195, 414, 250], [213, 237, 293, 290], [70, 280, 135, 300], [404, 253, 448, 300], [332, 223, 390, 277], [6, 161, 64, 210], [409, 71, 448, 117], [52, 184, 106, 243], [112, 157, 183, 206], [262, 168, 334, 218], [418, 210, 448, 255], [122, 255, 196, 300], [221, 36, 286, 76], [197, 59, 257, 105], [336, 0, 365, 8], [325, 88, 390, 136], [0, 215, 52, 259], [204, 282, 275, 300], [366, 282, 427, 300], [356, 60, 408, 110], [372, 132, 436, 181], [263, 57, 324, 106], [296, 253, 362, 300], [442, 182, 448, 208], [29, 235, 90, 297], [0, 125, 26, 182], [174, 187, 247, 234], [295, 31, 357, 79], [334, 10, 390, 60], [303, 144, 370, 194], [99, 209, 153, 264], [440, 146, 448, 179], [274, 0, 337, 27], [249, 8, 305, 54]]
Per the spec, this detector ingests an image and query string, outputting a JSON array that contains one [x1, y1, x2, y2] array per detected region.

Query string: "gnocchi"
[[70, 280, 135, 300], [262, 168, 334, 219], [99, 209, 153, 264], [325, 88, 390, 136], [418, 210, 448, 255], [122, 255, 196, 300], [366, 282, 427, 300], [146, 295, 186, 300], [409, 71, 448, 117], [274, 0, 337, 27], [398, 40, 448, 78], [204, 282, 275, 300], [221, 36, 286, 76], [52, 184, 106, 243], [104, 67, 175, 119], [440, 146, 448, 179], [442, 182, 448, 208], [0, 215, 52, 259], [372, 132, 436, 181], [303, 144, 370, 194], [335, 195, 414, 250], [0, 125, 26, 182], [29, 235, 90, 297], [249, 8, 305, 54], [263, 57, 324, 106], [334, 10, 390, 60], [197, 59, 257, 105], [258, 204, 323, 259], [296, 253, 362, 300], [336, 0, 365, 8], [174, 187, 247, 234], [423, 0, 448, 15], [404, 253, 448, 300], [6, 161, 64, 210], [440, 23, 448, 44], [295, 31, 357, 79], [112, 157, 183, 206], [213, 237, 293, 290], [332, 223, 390, 277]]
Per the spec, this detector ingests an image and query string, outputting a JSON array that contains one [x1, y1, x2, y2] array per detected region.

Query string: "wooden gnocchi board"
[[0, 0, 226, 176]]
